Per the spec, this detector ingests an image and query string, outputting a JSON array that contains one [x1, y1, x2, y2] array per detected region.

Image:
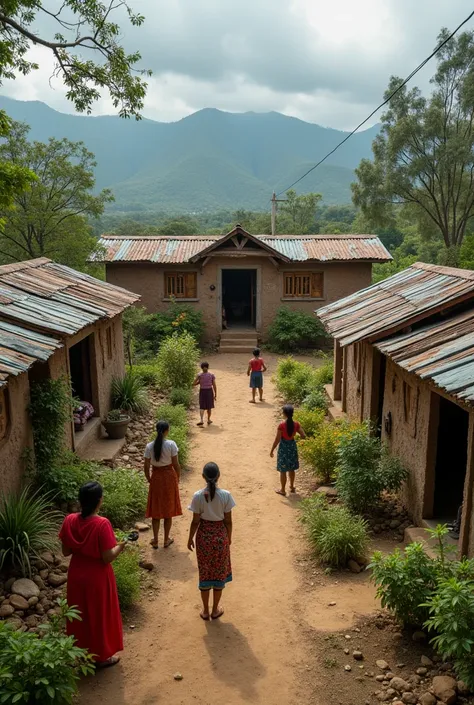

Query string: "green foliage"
[[267, 308, 328, 353], [39, 452, 101, 504], [0, 486, 60, 577], [0, 111, 36, 220], [378, 446, 410, 493], [312, 360, 334, 388], [274, 358, 319, 404], [300, 496, 369, 567], [113, 547, 141, 610], [155, 402, 188, 429], [111, 371, 148, 414], [155, 332, 200, 391], [0, 599, 95, 704], [278, 189, 322, 234], [128, 363, 160, 387], [299, 424, 341, 483], [303, 388, 329, 412], [97, 468, 148, 529], [167, 425, 189, 467], [169, 387, 194, 408], [295, 408, 325, 438], [29, 378, 72, 476]]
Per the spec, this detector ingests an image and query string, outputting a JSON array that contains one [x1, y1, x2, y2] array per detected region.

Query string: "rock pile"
[[367, 497, 413, 542]]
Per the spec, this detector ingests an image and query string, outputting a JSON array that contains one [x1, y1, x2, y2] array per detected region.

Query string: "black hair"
[[253, 348, 260, 357], [283, 404, 295, 437], [79, 481, 103, 519], [154, 420, 170, 463], [201, 361, 209, 370], [203, 461, 220, 502]]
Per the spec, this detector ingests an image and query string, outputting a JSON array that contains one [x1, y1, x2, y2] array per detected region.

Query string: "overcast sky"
[[2, 0, 474, 129]]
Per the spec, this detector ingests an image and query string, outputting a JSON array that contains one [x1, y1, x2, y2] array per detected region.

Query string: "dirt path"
[[80, 353, 320, 705]]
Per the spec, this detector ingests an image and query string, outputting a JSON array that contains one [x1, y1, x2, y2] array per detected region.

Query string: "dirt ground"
[[79, 353, 388, 705]]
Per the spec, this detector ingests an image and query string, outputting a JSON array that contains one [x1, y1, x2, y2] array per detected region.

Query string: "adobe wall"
[[342, 342, 375, 420], [106, 260, 373, 341], [0, 373, 33, 495]]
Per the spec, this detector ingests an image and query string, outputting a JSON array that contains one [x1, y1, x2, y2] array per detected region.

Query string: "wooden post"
[[333, 339, 342, 401], [271, 192, 277, 236], [459, 413, 474, 557]]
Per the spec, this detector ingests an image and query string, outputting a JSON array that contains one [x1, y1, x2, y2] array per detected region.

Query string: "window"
[[0, 388, 10, 442], [283, 272, 323, 298], [165, 272, 197, 299], [106, 326, 113, 360]]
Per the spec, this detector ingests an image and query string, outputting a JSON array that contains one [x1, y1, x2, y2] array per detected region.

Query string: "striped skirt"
[[196, 520, 232, 590]]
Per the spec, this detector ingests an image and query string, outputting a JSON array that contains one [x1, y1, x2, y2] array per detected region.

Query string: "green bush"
[[303, 388, 329, 412], [300, 495, 369, 567], [111, 372, 148, 414], [312, 360, 334, 388], [169, 387, 194, 408], [156, 332, 199, 391], [0, 486, 60, 577], [155, 402, 188, 429], [274, 359, 318, 404], [113, 547, 141, 609], [378, 446, 410, 493], [0, 599, 94, 704], [40, 452, 102, 504], [295, 408, 325, 437], [97, 468, 148, 528], [167, 425, 189, 467], [128, 363, 160, 387], [29, 378, 72, 476], [299, 423, 341, 483], [267, 307, 328, 352]]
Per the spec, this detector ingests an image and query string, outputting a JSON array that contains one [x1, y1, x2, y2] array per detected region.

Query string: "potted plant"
[[103, 409, 130, 440]]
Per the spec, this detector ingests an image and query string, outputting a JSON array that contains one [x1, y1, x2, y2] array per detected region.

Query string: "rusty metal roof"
[[0, 319, 62, 387], [376, 308, 474, 406], [317, 262, 474, 347], [96, 232, 391, 264]]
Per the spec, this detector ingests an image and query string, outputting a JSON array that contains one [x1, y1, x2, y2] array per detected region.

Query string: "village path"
[[80, 353, 321, 705]]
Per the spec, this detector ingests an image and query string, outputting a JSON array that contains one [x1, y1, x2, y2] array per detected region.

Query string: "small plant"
[[300, 495, 369, 567], [274, 359, 318, 404], [37, 453, 101, 504], [155, 402, 188, 429], [169, 387, 193, 408], [295, 408, 325, 437], [155, 332, 199, 391], [0, 486, 60, 577], [378, 445, 410, 494], [0, 599, 95, 704], [107, 408, 127, 421], [322, 657, 338, 669], [303, 388, 329, 412], [267, 307, 328, 352], [111, 372, 148, 414], [113, 546, 141, 609], [167, 425, 189, 466], [29, 378, 73, 476], [97, 468, 148, 528], [299, 423, 341, 483]]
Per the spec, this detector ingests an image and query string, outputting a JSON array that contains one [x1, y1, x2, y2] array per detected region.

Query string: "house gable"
[[189, 226, 290, 263]]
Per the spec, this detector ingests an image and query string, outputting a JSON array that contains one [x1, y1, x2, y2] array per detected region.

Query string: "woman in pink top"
[[193, 362, 217, 426], [247, 348, 267, 403], [270, 404, 306, 496]]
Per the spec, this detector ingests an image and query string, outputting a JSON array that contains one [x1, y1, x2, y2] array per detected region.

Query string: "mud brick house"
[[317, 262, 474, 557], [0, 258, 139, 493], [97, 226, 391, 343]]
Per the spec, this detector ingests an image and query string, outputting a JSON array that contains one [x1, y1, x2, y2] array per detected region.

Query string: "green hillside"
[[0, 96, 379, 211]]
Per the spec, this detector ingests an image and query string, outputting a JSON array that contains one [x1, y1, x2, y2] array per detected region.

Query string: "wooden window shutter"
[[185, 273, 197, 298], [311, 272, 324, 298]]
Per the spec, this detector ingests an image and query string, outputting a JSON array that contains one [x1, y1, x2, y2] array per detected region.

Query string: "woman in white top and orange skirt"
[[188, 462, 236, 620], [144, 420, 182, 549]]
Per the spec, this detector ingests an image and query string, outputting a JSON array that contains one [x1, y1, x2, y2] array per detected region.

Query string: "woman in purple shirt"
[[193, 362, 217, 426]]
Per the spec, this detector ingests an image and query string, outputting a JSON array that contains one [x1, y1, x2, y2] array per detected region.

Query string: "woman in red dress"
[[59, 481, 125, 668]]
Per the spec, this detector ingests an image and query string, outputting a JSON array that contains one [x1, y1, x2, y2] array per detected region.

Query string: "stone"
[[419, 694, 437, 705], [376, 660, 389, 670], [135, 522, 150, 532], [121, 455, 130, 462], [421, 655, 433, 667], [39, 551, 55, 565], [401, 693, 417, 704], [0, 604, 14, 618], [9, 594, 29, 611], [24, 615, 39, 628], [173, 673, 183, 681], [127, 445, 139, 453], [375, 675, 385, 682], [348, 559, 362, 574], [5, 617, 24, 630], [432, 676, 457, 705], [457, 681, 470, 697], [353, 651, 364, 660], [139, 561, 154, 571], [389, 677, 411, 693], [344, 648, 350, 655], [4, 577, 15, 592], [316, 485, 338, 497], [328, 602, 336, 606], [28, 596, 38, 607], [344, 665, 352, 672], [416, 667, 428, 676], [48, 573, 67, 587], [35, 605, 45, 615], [390, 519, 401, 529], [33, 576, 45, 590], [412, 630, 427, 643], [58, 563, 68, 574], [11, 579, 40, 600]]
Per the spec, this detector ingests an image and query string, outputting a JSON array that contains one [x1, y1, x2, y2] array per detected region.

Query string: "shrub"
[[38, 452, 102, 505], [155, 332, 199, 391], [303, 388, 329, 412], [113, 547, 141, 609], [274, 359, 317, 404], [299, 423, 341, 483], [300, 496, 369, 567], [167, 425, 189, 467], [97, 468, 148, 528], [295, 408, 325, 437], [370, 543, 439, 626], [378, 446, 410, 493], [0, 486, 60, 577], [0, 599, 94, 704], [128, 363, 160, 387], [312, 360, 334, 388], [29, 378, 72, 475], [155, 402, 188, 429], [111, 372, 148, 414], [267, 307, 328, 352], [169, 387, 194, 408]]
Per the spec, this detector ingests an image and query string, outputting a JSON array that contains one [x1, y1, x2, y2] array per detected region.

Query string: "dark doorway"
[[222, 269, 257, 328], [433, 395, 469, 521], [69, 337, 93, 404]]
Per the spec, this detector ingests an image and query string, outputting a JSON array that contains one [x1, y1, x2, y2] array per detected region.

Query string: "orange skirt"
[[146, 464, 182, 519]]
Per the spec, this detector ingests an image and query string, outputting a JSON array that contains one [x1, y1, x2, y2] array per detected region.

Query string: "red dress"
[[59, 514, 123, 662]]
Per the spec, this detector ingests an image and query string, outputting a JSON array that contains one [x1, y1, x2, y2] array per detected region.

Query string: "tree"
[[158, 217, 200, 236], [0, 0, 150, 118], [353, 29, 474, 259], [0, 121, 113, 267], [0, 111, 36, 213], [278, 189, 321, 234]]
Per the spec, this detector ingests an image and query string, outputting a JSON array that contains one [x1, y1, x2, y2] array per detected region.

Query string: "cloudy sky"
[[2, 0, 474, 129]]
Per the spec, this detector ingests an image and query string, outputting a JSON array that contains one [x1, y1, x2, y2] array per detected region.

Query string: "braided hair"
[[153, 420, 170, 463], [283, 404, 295, 437], [202, 462, 220, 502]]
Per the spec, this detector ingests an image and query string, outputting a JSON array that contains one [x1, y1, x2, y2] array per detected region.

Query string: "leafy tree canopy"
[[278, 189, 322, 234]]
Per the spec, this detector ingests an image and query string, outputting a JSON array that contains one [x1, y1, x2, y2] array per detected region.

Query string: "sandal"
[[197, 421, 204, 426], [164, 538, 174, 548], [200, 612, 210, 621], [96, 656, 120, 669], [211, 607, 224, 620], [290, 487, 296, 494], [275, 489, 286, 497], [207, 420, 213, 425], [150, 540, 159, 550]]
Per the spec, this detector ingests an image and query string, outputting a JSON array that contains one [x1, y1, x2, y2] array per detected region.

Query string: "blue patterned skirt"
[[277, 438, 299, 472], [249, 371, 263, 388]]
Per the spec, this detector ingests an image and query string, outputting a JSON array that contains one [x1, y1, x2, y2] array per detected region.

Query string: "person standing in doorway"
[[144, 421, 182, 548], [187, 462, 235, 621], [247, 348, 267, 403], [193, 362, 217, 426], [270, 405, 306, 496]]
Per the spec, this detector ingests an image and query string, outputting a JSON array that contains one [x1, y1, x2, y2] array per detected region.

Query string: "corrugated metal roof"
[[317, 262, 474, 347], [0, 320, 61, 387], [0, 259, 140, 336], [376, 308, 474, 406], [96, 232, 392, 264]]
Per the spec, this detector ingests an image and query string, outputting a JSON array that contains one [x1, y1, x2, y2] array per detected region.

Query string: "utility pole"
[[271, 192, 286, 235]]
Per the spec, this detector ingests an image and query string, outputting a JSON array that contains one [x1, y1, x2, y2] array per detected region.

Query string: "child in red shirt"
[[270, 405, 306, 495], [247, 348, 267, 403]]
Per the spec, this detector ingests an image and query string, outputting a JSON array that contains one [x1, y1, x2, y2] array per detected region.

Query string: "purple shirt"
[[199, 372, 215, 389]]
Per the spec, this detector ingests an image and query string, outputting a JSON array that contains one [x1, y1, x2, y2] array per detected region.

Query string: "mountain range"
[[0, 95, 379, 212]]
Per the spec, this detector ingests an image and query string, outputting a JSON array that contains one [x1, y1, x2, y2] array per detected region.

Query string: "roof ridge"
[[0, 258, 51, 274], [412, 261, 474, 281]]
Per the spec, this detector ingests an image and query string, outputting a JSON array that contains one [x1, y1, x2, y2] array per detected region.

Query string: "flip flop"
[[275, 489, 286, 497], [197, 422, 204, 426], [249, 400, 256, 404], [211, 607, 224, 620], [207, 420, 213, 425], [96, 656, 120, 669], [164, 538, 174, 548], [290, 487, 296, 493], [200, 612, 210, 621], [150, 540, 159, 549]]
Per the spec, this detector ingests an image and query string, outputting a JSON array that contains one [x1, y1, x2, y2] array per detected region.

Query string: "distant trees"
[[278, 190, 321, 234], [353, 29, 474, 264], [0, 121, 113, 268]]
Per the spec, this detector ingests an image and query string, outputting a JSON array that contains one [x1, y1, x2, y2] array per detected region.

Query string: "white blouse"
[[188, 488, 236, 521], [144, 439, 179, 467]]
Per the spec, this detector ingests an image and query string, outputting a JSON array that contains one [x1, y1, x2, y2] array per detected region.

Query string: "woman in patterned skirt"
[[187, 462, 235, 621], [144, 420, 182, 549], [270, 404, 306, 496]]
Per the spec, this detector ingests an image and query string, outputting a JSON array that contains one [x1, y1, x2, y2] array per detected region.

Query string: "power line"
[[275, 8, 474, 198]]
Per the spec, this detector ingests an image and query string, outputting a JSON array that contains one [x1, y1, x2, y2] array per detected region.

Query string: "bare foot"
[[211, 607, 224, 620], [275, 489, 286, 496]]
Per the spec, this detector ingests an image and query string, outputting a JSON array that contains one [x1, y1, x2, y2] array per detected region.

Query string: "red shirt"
[[279, 420, 301, 440], [249, 358, 265, 372]]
